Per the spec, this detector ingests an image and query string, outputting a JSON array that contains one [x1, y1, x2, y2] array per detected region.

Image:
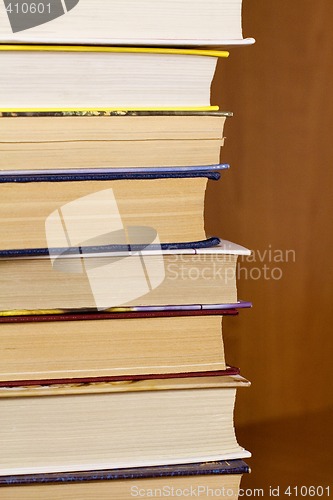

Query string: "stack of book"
[[0, 1, 254, 498]]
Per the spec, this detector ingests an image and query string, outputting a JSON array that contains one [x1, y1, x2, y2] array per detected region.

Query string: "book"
[[0, 0, 255, 46], [0, 111, 230, 172], [0, 168, 225, 251], [0, 367, 242, 388], [0, 374, 251, 475], [0, 460, 249, 499], [0, 46, 228, 111], [0, 301, 252, 316], [0, 308, 240, 383], [0, 240, 251, 312]]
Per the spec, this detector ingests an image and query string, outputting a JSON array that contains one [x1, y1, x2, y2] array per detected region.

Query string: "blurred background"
[[207, 0, 333, 490]]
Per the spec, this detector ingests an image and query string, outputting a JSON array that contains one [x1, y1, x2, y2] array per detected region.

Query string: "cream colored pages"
[[0, 386, 250, 474], [0, 114, 226, 170], [0, 50, 217, 109], [0, 315, 226, 381], [0, 254, 239, 311], [0, 115, 227, 142], [0, 0, 253, 45], [0, 177, 206, 249], [0, 140, 223, 171]]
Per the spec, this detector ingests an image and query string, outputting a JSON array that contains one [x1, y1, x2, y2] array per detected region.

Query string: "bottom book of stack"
[[0, 460, 249, 500], [0, 374, 250, 499]]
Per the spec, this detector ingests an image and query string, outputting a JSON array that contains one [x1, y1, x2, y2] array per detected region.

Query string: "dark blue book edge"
[[0, 460, 249, 486]]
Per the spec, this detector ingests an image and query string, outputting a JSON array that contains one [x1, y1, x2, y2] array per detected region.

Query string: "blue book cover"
[[0, 460, 249, 486]]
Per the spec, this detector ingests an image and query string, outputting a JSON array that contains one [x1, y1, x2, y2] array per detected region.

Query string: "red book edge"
[[0, 308, 238, 324], [0, 367, 241, 388]]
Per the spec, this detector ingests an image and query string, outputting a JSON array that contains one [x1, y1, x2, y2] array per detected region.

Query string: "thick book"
[[0, 240, 251, 312], [0, 461, 249, 500], [0, 46, 228, 111], [0, 167, 225, 251], [0, 374, 251, 475], [0, 0, 255, 46], [0, 307, 244, 383], [0, 111, 230, 172]]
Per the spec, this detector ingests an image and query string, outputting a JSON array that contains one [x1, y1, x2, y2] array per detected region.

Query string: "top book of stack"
[[0, 0, 255, 46]]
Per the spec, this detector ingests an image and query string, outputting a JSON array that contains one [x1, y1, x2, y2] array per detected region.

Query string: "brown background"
[[207, 0, 333, 490]]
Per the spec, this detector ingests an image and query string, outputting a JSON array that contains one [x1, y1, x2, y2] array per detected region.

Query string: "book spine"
[[0, 170, 223, 183], [0, 460, 249, 486], [0, 237, 222, 259]]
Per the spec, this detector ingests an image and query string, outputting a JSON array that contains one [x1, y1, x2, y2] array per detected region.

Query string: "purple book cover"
[[0, 460, 249, 486]]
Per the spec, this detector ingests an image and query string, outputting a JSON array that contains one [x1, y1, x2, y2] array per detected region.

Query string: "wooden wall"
[[207, 0, 333, 425]]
